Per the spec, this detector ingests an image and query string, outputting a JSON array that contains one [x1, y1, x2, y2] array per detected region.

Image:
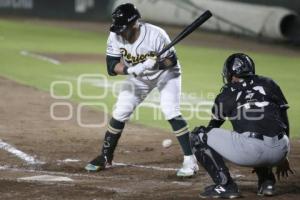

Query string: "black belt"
[[248, 132, 285, 141]]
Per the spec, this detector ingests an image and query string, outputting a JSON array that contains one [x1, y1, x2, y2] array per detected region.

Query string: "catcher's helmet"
[[110, 3, 141, 33], [222, 53, 255, 83]]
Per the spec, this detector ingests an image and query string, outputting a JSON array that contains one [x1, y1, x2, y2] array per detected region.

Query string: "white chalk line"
[[0, 139, 44, 165], [55, 159, 178, 171], [20, 50, 61, 65], [113, 162, 178, 171], [0, 163, 177, 180], [0, 162, 177, 180], [0, 141, 245, 181], [0, 138, 176, 172], [0, 165, 116, 180], [0, 165, 190, 193], [18, 175, 74, 182], [57, 158, 81, 163], [55, 158, 178, 171], [0, 164, 245, 180]]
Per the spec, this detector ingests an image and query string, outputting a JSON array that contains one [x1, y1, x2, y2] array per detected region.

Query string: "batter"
[[85, 3, 198, 177]]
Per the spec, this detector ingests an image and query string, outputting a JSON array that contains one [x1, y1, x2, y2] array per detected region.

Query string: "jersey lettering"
[[253, 86, 266, 95], [245, 92, 254, 100], [236, 91, 242, 101], [120, 48, 155, 65], [106, 23, 180, 79]]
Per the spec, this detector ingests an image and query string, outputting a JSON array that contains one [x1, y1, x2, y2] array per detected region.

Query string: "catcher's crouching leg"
[[254, 167, 276, 196], [190, 129, 240, 198]]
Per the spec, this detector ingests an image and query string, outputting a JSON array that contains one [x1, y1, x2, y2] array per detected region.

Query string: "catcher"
[[190, 53, 294, 198]]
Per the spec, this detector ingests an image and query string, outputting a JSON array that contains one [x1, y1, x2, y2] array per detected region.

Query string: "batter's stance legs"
[[85, 115, 199, 177], [85, 118, 125, 172]]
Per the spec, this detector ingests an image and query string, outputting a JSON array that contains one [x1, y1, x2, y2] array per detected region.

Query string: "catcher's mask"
[[110, 3, 141, 34], [222, 53, 255, 83]]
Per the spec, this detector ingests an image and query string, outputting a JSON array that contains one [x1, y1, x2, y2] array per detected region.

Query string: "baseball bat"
[[157, 10, 212, 57]]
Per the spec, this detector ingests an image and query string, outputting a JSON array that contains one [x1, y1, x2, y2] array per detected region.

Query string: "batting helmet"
[[222, 53, 255, 83], [110, 3, 141, 34]]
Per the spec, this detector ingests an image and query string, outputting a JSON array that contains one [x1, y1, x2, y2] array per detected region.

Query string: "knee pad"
[[191, 133, 232, 185], [190, 130, 207, 153], [190, 132, 204, 151]]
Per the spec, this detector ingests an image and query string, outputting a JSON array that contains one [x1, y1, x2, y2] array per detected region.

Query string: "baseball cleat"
[[85, 163, 101, 172], [176, 155, 199, 177], [257, 181, 275, 196], [85, 155, 112, 172], [199, 182, 241, 199]]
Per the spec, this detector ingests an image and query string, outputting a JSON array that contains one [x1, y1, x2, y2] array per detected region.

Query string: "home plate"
[[18, 175, 73, 182]]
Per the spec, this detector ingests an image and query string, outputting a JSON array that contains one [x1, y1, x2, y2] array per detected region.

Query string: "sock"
[[100, 118, 125, 160], [168, 116, 193, 155]]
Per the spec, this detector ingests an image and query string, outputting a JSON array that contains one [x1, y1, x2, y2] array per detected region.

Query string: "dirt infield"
[[0, 76, 300, 200], [1, 18, 300, 199]]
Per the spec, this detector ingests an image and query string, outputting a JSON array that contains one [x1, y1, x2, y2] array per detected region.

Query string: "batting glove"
[[126, 63, 145, 76], [126, 57, 157, 76], [143, 56, 157, 70]]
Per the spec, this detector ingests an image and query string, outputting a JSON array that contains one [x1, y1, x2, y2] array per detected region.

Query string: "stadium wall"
[[0, 0, 112, 20], [112, 0, 300, 42], [228, 0, 300, 14], [0, 0, 299, 43]]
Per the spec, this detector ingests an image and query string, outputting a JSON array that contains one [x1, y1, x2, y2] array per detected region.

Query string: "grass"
[[0, 19, 299, 137]]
